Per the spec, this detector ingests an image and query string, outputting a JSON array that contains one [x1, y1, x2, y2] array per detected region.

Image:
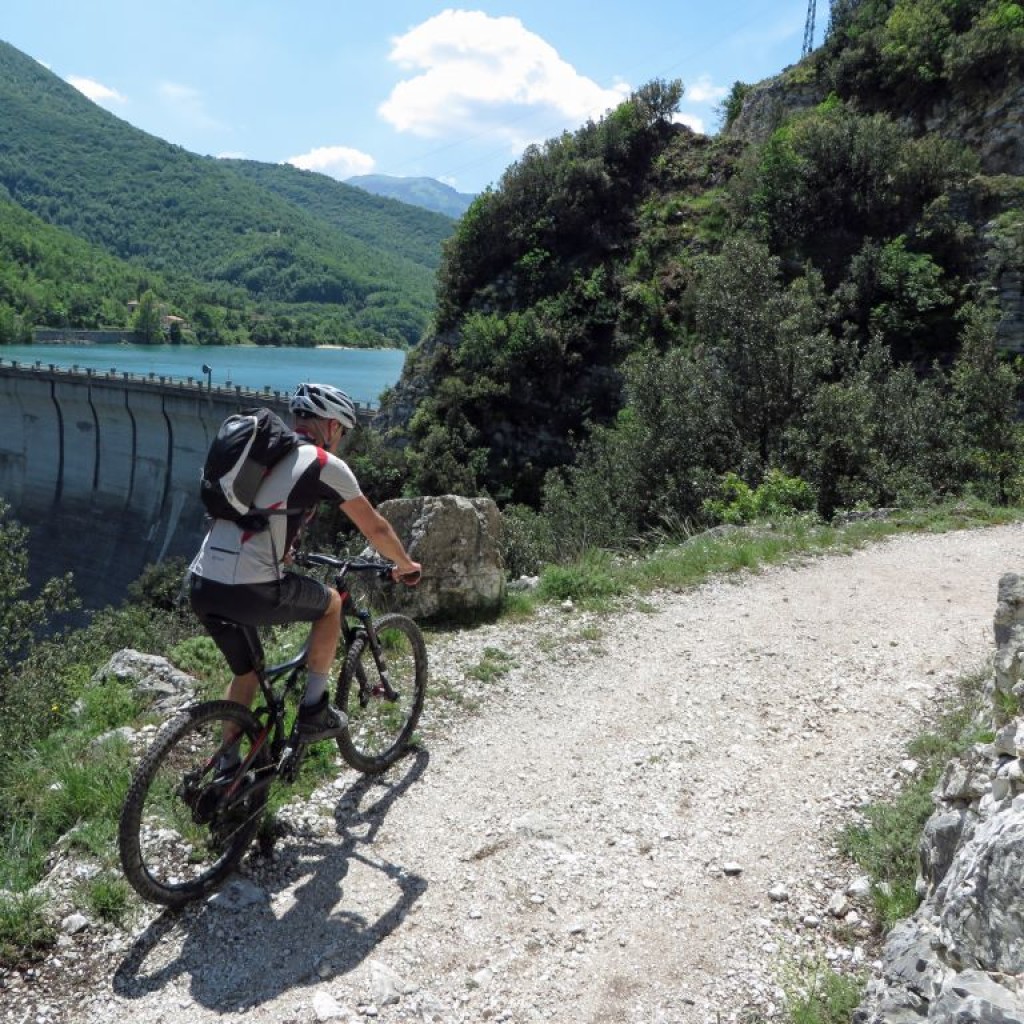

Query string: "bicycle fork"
[[362, 623, 400, 703]]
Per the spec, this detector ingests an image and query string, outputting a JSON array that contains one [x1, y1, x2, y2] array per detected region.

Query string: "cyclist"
[[188, 382, 421, 770]]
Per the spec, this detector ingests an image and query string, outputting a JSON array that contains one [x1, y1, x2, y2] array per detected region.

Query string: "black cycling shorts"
[[189, 572, 332, 675]]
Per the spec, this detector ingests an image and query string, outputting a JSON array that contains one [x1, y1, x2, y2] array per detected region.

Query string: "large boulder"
[[368, 495, 505, 622]]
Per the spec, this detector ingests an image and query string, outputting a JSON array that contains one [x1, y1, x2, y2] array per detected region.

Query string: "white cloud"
[[674, 112, 705, 134], [684, 75, 729, 105], [66, 75, 126, 106], [286, 146, 376, 180], [158, 81, 220, 129], [379, 10, 631, 149]]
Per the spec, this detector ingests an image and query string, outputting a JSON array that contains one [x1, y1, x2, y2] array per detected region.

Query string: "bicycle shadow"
[[112, 748, 430, 1012]]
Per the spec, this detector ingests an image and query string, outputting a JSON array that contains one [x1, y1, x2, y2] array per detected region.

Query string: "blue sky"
[[3, 2, 820, 195]]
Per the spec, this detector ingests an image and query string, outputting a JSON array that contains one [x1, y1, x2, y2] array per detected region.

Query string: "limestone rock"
[[92, 648, 195, 710], [363, 494, 505, 622]]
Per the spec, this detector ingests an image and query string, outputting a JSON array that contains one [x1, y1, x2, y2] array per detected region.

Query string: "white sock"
[[301, 671, 330, 707]]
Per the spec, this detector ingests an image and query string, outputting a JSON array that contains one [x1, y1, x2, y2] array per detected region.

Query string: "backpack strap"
[[238, 436, 321, 528]]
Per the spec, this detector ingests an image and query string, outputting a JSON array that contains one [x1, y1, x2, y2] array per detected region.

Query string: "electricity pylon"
[[802, 0, 817, 57]]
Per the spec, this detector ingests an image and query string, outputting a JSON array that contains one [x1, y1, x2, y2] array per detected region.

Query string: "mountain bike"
[[118, 554, 427, 908]]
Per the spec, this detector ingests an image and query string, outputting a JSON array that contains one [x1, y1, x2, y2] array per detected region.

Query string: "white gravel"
[[6, 522, 1023, 1024]]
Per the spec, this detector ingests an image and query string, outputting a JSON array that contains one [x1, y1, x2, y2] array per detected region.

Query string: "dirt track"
[[7, 523, 1023, 1024]]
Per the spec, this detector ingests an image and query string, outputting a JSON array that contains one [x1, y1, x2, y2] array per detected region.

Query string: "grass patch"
[[838, 665, 991, 931], [500, 590, 539, 619], [524, 500, 1024, 612], [467, 647, 517, 684], [428, 676, 482, 712], [495, 500, 1024, 637], [993, 687, 1021, 725], [81, 873, 132, 926], [0, 732, 133, 896], [167, 634, 230, 699], [538, 549, 628, 607], [784, 962, 864, 1024], [75, 678, 145, 736], [0, 891, 56, 966], [840, 783, 935, 927]]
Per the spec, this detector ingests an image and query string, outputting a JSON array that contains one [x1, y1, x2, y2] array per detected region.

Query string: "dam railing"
[[0, 357, 378, 423]]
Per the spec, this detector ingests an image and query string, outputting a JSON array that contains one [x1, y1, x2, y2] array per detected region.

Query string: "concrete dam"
[[0, 359, 372, 614]]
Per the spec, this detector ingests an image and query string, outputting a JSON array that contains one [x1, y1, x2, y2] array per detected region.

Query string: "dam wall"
[[0, 360, 372, 614]]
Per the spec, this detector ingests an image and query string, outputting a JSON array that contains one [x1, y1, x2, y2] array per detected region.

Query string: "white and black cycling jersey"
[[189, 441, 361, 586]]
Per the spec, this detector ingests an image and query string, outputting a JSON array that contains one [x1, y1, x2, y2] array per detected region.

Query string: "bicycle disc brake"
[[278, 740, 306, 784], [363, 667, 399, 706]]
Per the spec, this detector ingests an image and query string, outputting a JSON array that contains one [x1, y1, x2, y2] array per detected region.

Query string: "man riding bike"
[[188, 382, 421, 773]]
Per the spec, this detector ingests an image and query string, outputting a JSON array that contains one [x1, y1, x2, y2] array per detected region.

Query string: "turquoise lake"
[[0, 343, 406, 406]]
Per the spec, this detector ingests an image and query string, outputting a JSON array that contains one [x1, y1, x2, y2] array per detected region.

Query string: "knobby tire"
[[335, 613, 427, 774], [118, 700, 270, 908]]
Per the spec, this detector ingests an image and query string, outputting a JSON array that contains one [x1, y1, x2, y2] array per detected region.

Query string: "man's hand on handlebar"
[[393, 562, 422, 586]]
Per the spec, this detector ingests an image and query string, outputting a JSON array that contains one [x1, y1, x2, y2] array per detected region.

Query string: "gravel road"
[[9, 523, 1024, 1024]]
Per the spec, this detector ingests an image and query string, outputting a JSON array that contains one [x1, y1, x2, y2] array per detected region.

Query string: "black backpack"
[[200, 408, 303, 529]]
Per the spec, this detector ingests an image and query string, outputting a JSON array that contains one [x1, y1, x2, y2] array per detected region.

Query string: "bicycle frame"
[[213, 558, 390, 801]]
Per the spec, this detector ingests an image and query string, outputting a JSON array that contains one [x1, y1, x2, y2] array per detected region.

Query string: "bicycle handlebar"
[[295, 551, 391, 573], [293, 551, 422, 585]]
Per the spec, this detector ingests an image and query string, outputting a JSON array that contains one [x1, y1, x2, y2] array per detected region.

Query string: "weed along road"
[[19, 523, 1024, 1024]]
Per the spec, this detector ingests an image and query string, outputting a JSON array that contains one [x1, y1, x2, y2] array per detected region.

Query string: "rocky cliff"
[[855, 574, 1024, 1023]]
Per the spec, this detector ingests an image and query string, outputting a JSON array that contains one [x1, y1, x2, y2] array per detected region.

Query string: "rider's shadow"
[[112, 749, 430, 1011]]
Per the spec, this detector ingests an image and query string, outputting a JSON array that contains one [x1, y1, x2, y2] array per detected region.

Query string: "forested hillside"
[[0, 197, 177, 344], [0, 40, 452, 347], [221, 161, 454, 270], [379, 0, 1024, 557]]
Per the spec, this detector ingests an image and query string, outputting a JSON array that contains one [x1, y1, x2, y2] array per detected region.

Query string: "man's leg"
[[300, 589, 343, 708], [225, 670, 260, 709], [306, 589, 343, 674], [219, 672, 259, 760]]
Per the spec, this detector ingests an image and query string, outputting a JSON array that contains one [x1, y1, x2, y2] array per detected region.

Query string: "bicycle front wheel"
[[118, 700, 271, 907], [335, 613, 427, 774]]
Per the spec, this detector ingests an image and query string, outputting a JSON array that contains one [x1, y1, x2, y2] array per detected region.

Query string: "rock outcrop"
[[855, 573, 1024, 1023]]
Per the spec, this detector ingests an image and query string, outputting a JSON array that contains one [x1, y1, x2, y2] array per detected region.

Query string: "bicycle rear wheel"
[[335, 613, 427, 774], [118, 700, 271, 907]]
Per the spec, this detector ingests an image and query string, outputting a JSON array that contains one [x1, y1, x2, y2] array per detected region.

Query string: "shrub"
[[0, 501, 76, 680], [126, 557, 189, 612], [718, 81, 751, 130], [947, 1, 1024, 86], [500, 503, 556, 579], [702, 470, 817, 525]]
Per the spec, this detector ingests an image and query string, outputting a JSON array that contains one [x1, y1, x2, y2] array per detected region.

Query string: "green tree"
[[132, 289, 162, 343], [692, 238, 836, 468], [799, 339, 953, 514], [841, 236, 956, 360], [881, 0, 955, 93], [948, 303, 1024, 501]]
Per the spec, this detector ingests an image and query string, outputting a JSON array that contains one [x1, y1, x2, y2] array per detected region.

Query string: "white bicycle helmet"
[[289, 382, 357, 429]]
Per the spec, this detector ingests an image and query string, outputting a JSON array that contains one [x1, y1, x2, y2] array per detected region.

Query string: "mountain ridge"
[[346, 174, 476, 218]]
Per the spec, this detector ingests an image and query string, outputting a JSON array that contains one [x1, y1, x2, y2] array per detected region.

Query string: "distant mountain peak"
[[346, 174, 476, 218]]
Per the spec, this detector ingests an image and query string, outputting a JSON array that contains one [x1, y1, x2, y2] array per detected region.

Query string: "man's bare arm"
[[341, 495, 421, 581]]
